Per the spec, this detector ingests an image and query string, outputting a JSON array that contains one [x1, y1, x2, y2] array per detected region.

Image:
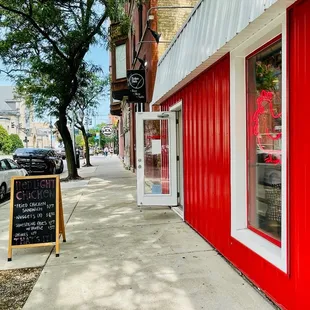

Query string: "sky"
[[85, 45, 111, 126], [0, 44, 111, 127]]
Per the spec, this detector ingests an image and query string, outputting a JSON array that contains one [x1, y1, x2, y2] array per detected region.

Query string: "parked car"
[[55, 148, 66, 160], [0, 158, 28, 201], [13, 148, 64, 175]]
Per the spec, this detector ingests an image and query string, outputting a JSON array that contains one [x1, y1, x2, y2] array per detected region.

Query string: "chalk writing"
[[11, 177, 57, 246]]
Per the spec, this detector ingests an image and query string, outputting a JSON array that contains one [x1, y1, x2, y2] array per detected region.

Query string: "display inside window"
[[143, 119, 170, 195], [247, 39, 282, 243], [115, 44, 126, 79]]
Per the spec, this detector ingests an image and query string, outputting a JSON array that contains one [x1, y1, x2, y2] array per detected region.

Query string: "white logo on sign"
[[128, 73, 144, 90], [102, 127, 112, 136]]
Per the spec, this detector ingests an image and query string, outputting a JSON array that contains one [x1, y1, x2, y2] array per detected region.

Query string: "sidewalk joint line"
[[42, 193, 83, 268]]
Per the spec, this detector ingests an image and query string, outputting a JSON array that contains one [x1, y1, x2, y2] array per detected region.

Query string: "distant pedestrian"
[[109, 147, 113, 156], [103, 146, 109, 157]]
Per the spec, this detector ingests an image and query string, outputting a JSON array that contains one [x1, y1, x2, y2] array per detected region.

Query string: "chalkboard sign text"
[[8, 175, 65, 261]]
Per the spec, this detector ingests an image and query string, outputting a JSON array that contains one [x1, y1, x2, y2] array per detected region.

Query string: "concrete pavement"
[[1, 156, 276, 309]]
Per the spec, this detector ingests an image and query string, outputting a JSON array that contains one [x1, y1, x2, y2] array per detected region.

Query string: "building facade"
[[136, 0, 310, 308], [110, 0, 197, 170], [0, 86, 53, 149]]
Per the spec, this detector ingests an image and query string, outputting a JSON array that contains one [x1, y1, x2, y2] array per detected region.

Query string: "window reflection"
[[143, 119, 170, 195], [247, 39, 282, 243]]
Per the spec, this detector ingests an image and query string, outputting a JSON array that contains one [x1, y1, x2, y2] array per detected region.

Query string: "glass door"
[[136, 112, 177, 206]]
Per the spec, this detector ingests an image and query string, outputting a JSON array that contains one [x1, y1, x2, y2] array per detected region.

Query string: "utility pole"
[[49, 116, 53, 148], [71, 113, 76, 161], [25, 107, 31, 147], [99, 130, 101, 150]]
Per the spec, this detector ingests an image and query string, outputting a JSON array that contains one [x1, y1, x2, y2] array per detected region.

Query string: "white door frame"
[[136, 111, 178, 206], [169, 101, 184, 219]]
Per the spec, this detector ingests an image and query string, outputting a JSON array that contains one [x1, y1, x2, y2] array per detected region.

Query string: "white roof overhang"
[[151, 0, 297, 106]]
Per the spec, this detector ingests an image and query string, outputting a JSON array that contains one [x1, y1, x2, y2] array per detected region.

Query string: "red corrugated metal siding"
[[288, 0, 310, 305], [160, 7, 310, 303], [162, 55, 232, 252]]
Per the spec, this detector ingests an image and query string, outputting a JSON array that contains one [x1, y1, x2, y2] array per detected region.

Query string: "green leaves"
[[71, 63, 108, 127], [0, 0, 110, 116], [0, 125, 12, 154], [9, 134, 24, 152], [0, 1, 115, 176]]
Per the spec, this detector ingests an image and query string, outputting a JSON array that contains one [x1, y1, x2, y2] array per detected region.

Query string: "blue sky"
[[0, 45, 110, 126], [85, 45, 110, 125]]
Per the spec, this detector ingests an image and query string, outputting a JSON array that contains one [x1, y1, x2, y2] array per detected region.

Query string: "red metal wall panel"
[[162, 55, 232, 253], [160, 3, 310, 304], [288, 0, 310, 305]]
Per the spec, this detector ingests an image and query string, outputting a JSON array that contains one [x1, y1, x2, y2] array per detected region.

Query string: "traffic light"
[[11, 122, 15, 128]]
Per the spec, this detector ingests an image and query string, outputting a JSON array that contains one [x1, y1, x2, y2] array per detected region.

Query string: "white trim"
[[136, 112, 177, 206], [230, 13, 287, 272], [170, 101, 184, 220], [152, 0, 297, 106], [169, 101, 182, 112], [171, 206, 184, 220]]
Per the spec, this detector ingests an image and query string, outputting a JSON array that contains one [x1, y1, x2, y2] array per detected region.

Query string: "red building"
[[135, 0, 310, 308]]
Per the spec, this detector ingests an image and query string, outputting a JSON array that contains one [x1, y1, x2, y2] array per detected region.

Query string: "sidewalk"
[[1, 156, 275, 310]]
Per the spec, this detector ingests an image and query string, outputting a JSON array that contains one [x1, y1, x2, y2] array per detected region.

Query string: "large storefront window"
[[247, 38, 282, 244]]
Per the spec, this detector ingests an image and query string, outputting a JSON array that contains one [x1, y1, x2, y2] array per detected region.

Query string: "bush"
[[0, 125, 12, 154], [9, 134, 24, 153]]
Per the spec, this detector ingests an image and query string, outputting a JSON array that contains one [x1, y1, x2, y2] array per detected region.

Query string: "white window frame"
[[230, 13, 287, 273]]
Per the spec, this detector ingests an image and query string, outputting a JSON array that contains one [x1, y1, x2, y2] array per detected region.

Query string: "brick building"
[[109, 0, 197, 170]]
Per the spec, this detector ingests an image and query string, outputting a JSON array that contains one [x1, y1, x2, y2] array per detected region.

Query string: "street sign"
[[102, 126, 113, 136]]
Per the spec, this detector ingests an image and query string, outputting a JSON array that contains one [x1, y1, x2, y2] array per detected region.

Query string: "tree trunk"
[[81, 125, 91, 167], [57, 113, 80, 180]]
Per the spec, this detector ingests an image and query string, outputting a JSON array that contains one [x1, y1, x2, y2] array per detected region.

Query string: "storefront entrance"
[[136, 110, 184, 215], [170, 101, 184, 219]]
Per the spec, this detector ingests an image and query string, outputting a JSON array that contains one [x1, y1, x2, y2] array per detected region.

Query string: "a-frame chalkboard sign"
[[8, 175, 66, 261]]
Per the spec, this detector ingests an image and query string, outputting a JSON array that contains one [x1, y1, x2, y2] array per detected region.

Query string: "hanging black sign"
[[127, 70, 146, 101]]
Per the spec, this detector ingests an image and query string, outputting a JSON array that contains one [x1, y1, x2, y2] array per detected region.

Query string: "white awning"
[[151, 0, 296, 106]]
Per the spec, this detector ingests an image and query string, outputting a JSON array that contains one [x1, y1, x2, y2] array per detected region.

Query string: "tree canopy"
[[0, 0, 115, 178], [0, 125, 12, 154], [70, 67, 108, 130], [9, 134, 24, 152]]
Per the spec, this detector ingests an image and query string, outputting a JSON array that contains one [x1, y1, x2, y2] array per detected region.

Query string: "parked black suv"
[[13, 148, 64, 175]]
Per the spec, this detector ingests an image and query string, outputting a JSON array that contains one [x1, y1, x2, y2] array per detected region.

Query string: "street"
[[0, 154, 91, 206]]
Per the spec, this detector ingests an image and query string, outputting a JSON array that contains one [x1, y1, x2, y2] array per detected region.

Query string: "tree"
[[0, 125, 12, 154], [9, 134, 24, 152], [70, 70, 108, 166], [88, 123, 114, 149], [72, 72, 109, 167], [0, 1, 114, 180], [75, 132, 85, 148]]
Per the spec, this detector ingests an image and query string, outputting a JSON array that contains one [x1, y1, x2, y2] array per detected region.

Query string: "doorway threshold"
[[171, 206, 184, 220]]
